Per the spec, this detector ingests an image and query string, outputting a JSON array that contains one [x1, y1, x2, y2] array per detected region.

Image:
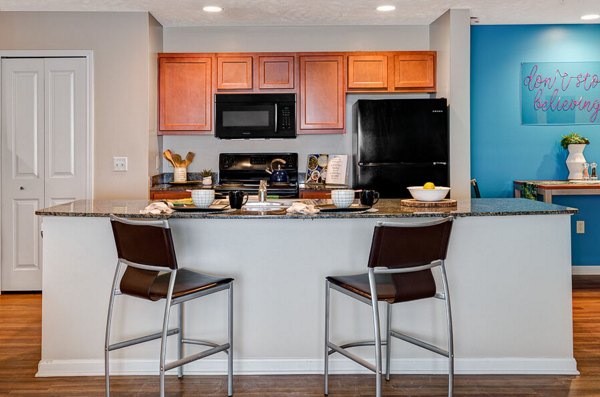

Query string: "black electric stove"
[[216, 153, 299, 198]]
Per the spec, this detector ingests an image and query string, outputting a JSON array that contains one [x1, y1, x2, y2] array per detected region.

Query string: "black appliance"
[[216, 153, 299, 198], [353, 98, 449, 198], [215, 94, 296, 139]]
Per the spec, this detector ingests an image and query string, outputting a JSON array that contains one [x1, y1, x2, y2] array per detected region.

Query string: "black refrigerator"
[[353, 98, 449, 198]]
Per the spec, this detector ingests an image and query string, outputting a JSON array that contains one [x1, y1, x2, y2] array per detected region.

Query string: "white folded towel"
[[140, 201, 174, 215], [286, 202, 320, 215]]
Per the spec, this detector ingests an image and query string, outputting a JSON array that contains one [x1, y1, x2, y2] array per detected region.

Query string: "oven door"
[[215, 102, 276, 139]]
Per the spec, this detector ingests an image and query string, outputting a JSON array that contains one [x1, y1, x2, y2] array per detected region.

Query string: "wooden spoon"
[[172, 153, 183, 167], [183, 152, 195, 167], [163, 150, 176, 167]]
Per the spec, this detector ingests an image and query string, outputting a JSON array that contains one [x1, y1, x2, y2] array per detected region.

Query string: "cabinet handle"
[[19, 186, 24, 190]]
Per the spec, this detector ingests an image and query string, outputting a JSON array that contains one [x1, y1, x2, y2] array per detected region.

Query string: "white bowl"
[[191, 189, 215, 208], [407, 186, 450, 202], [331, 189, 355, 208]]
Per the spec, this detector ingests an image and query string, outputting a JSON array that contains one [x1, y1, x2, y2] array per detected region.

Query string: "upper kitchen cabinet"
[[346, 51, 436, 93], [393, 52, 436, 91], [299, 54, 345, 133], [347, 54, 388, 90], [258, 56, 295, 89], [217, 56, 253, 90], [159, 55, 213, 133]]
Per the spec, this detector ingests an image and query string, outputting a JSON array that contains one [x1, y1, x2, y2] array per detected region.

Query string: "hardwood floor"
[[0, 276, 599, 396]]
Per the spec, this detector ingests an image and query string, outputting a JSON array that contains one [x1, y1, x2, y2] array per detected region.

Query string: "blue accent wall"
[[471, 24, 600, 266]]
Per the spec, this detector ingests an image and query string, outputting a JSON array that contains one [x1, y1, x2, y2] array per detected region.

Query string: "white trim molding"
[[572, 266, 600, 275], [37, 357, 579, 377]]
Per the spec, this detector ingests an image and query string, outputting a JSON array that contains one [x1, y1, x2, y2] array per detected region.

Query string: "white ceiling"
[[0, 0, 599, 27]]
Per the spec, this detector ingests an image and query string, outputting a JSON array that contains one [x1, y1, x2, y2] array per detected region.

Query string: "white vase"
[[202, 176, 212, 186], [566, 144, 587, 180]]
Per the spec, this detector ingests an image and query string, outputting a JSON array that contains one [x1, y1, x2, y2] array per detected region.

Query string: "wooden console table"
[[514, 180, 600, 203]]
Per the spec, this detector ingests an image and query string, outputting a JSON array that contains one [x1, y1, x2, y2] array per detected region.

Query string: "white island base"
[[38, 212, 577, 377]]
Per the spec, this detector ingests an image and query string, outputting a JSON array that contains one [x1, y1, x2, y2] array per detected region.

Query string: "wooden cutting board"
[[400, 199, 457, 208]]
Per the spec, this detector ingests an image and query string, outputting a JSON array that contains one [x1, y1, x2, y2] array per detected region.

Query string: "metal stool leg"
[[368, 270, 382, 397], [324, 280, 331, 395], [104, 261, 121, 397], [441, 263, 454, 397], [227, 283, 234, 397], [177, 302, 184, 379], [159, 271, 177, 397], [385, 303, 392, 381]]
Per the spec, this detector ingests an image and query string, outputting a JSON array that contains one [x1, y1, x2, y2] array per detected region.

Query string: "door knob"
[[19, 186, 24, 190]]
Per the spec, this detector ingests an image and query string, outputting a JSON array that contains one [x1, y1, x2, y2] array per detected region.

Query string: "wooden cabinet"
[[217, 56, 253, 90], [159, 56, 213, 133], [393, 52, 436, 91], [150, 190, 191, 200], [259, 56, 295, 89], [347, 51, 436, 93], [347, 55, 388, 89], [299, 55, 345, 132]]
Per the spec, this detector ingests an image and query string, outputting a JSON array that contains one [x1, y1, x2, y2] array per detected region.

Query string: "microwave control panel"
[[278, 104, 295, 131]]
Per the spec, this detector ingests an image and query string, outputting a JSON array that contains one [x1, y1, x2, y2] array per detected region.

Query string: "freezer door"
[[356, 99, 448, 165], [354, 163, 448, 198]]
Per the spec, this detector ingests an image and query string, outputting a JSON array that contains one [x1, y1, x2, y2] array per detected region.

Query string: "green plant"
[[200, 169, 213, 178], [521, 183, 537, 200], [560, 132, 589, 149]]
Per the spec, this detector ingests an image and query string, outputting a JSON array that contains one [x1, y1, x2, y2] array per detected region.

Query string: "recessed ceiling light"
[[581, 14, 600, 20], [376, 5, 396, 12], [203, 6, 223, 13]]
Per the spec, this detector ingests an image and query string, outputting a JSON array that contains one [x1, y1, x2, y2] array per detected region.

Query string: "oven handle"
[[274, 103, 278, 133]]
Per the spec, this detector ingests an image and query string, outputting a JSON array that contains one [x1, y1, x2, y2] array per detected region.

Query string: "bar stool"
[[324, 217, 454, 397], [105, 215, 234, 397]]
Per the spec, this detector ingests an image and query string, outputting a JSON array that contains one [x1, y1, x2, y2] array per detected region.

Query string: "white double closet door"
[[1, 57, 89, 291]]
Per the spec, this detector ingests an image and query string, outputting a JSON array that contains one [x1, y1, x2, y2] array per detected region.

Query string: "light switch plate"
[[576, 220, 585, 234], [113, 157, 128, 172]]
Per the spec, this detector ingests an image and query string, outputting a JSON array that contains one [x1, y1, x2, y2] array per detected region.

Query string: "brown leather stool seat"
[[121, 267, 233, 301], [105, 215, 234, 397], [324, 217, 455, 397]]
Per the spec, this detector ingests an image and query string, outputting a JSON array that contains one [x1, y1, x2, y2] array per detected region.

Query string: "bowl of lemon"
[[407, 182, 450, 202]]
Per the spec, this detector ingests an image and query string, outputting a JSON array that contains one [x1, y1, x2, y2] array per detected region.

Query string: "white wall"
[[0, 11, 156, 199], [148, 14, 164, 180], [430, 9, 471, 199], [161, 25, 432, 180]]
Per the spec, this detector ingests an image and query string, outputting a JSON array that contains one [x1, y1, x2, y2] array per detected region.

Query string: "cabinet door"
[[217, 56, 253, 90], [393, 52, 436, 91], [259, 56, 294, 89], [347, 55, 388, 90], [299, 55, 345, 131], [159, 57, 212, 132]]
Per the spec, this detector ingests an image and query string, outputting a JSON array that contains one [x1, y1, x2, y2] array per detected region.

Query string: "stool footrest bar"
[[327, 342, 377, 373], [108, 328, 179, 351], [391, 330, 448, 357], [164, 343, 230, 371], [338, 339, 387, 350]]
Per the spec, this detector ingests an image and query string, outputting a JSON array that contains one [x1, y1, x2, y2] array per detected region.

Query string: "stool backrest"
[[110, 215, 178, 270], [367, 217, 453, 269]]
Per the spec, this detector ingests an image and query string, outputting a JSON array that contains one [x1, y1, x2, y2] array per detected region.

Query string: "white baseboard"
[[572, 266, 600, 275], [36, 357, 579, 377]]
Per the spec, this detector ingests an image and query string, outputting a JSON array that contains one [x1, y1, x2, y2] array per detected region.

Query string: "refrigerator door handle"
[[358, 161, 447, 166]]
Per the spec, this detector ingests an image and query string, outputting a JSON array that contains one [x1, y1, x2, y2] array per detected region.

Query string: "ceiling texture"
[[0, 0, 598, 27]]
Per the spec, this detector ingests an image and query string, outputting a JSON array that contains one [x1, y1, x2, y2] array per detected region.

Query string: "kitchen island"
[[35, 199, 578, 377]]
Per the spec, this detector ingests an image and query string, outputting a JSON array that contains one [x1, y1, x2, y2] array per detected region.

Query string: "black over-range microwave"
[[215, 93, 296, 139]]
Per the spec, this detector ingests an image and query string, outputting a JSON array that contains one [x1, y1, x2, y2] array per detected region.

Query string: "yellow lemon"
[[423, 182, 436, 190]]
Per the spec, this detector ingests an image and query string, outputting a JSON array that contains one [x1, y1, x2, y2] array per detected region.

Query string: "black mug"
[[360, 190, 380, 207], [228, 190, 249, 209]]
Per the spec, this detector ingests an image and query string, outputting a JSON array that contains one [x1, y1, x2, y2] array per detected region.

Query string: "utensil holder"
[[174, 167, 187, 183]]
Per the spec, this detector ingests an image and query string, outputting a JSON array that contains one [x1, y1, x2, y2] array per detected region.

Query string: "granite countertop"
[[35, 198, 577, 219]]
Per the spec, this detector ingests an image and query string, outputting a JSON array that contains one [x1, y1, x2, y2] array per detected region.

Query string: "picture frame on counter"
[[305, 154, 348, 185]]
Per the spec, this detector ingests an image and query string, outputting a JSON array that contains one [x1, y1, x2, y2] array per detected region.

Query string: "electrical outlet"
[[576, 220, 585, 234], [113, 157, 128, 172]]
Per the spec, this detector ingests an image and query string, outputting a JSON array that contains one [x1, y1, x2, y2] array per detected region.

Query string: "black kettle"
[[265, 158, 289, 184]]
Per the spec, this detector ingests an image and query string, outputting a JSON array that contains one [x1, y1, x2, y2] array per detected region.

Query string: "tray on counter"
[[172, 204, 228, 212], [316, 204, 371, 212]]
